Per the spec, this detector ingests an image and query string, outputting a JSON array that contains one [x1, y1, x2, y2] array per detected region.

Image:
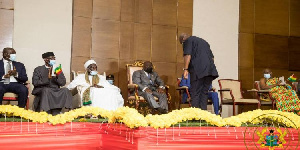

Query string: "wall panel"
[[178, 0, 193, 28], [73, 0, 92, 17], [0, 0, 13, 9], [93, 0, 121, 21], [153, 0, 177, 26], [290, 0, 300, 37], [121, 0, 135, 22], [120, 22, 134, 60], [134, 23, 151, 61], [255, 0, 289, 36], [239, 33, 254, 68], [72, 17, 92, 57], [239, 0, 254, 33], [92, 19, 120, 59], [289, 37, 300, 71], [254, 34, 289, 69], [135, 0, 152, 24], [0, 9, 13, 51], [152, 25, 177, 62]]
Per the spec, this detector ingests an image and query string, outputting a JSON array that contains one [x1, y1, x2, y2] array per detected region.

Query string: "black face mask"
[[145, 68, 153, 73]]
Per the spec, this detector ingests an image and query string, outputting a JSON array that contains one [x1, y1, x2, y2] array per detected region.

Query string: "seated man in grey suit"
[[132, 61, 168, 114]]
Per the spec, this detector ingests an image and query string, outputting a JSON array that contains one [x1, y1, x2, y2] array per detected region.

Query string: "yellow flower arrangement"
[[0, 105, 299, 129]]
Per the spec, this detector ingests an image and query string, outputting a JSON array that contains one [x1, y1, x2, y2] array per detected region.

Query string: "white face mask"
[[9, 54, 16, 61], [90, 71, 98, 76], [107, 80, 114, 85], [49, 60, 56, 66], [264, 74, 271, 79]]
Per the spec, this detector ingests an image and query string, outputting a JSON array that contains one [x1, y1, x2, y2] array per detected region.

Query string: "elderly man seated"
[[32, 52, 72, 115], [67, 60, 124, 110], [132, 61, 168, 114]]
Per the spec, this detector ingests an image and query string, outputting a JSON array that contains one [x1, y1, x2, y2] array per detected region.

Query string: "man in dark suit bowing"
[[179, 33, 219, 110], [0, 47, 28, 108], [132, 61, 168, 114]]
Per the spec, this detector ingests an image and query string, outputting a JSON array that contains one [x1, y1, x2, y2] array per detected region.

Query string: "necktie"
[[148, 73, 153, 85], [4, 61, 11, 84]]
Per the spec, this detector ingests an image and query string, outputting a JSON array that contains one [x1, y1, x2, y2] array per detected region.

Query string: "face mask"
[[9, 54, 16, 61], [49, 60, 56, 66], [264, 74, 271, 79], [90, 71, 98, 76], [107, 80, 114, 85], [145, 68, 153, 73]]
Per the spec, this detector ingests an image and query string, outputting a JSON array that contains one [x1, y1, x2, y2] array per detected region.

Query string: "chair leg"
[[219, 104, 222, 116], [136, 99, 139, 110], [258, 101, 261, 109], [233, 103, 236, 116], [26, 97, 29, 110]]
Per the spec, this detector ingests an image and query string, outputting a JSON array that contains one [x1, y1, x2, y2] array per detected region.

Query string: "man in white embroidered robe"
[[67, 60, 124, 110]]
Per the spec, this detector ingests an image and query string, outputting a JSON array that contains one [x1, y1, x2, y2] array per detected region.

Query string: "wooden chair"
[[3, 82, 30, 109], [253, 81, 275, 110], [126, 60, 171, 113], [176, 78, 191, 109], [176, 78, 217, 112], [218, 79, 259, 116]]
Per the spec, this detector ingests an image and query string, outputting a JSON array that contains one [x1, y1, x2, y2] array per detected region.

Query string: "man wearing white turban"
[[67, 60, 124, 110]]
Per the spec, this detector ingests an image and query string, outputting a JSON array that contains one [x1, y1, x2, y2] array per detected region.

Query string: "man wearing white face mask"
[[0, 47, 28, 108], [67, 60, 124, 110], [32, 52, 72, 115]]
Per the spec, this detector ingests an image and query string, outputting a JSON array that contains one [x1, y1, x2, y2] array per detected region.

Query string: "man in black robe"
[[32, 52, 72, 115]]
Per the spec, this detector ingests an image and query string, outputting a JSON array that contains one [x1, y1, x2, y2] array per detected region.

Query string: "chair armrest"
[[70, 87, 78, 96], [218, 88, 236, 101], [257, 90, 270, 93], [218, 88, 231, 92], [165, 85, 170, 89], [176, 86, 188, 90], [128, 84, 138, 89], [247, 89, 270, 93]]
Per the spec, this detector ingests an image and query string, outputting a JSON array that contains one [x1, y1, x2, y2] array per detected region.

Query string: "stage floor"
[[0, 122, 298, 150]]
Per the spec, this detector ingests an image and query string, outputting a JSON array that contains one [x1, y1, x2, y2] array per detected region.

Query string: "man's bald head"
[[179, 33, 190, 44], [143, 61, 153, 73]]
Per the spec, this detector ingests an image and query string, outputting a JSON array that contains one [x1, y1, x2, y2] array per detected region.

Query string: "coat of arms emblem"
[[256, 128, 287, 150]]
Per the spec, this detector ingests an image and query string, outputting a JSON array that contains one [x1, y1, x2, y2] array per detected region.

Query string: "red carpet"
[[0, 122, 298, 149]]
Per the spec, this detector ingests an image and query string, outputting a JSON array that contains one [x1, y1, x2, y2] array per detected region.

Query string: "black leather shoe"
[[157, 107, 168, 114]]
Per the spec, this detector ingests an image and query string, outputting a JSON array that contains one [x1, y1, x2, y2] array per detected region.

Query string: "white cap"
[[84, 60, 97, 69]]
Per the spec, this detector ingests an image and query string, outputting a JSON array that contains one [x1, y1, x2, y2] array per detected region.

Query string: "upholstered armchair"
[[126, 60, 171, 115], [218, 79, 259, 116]]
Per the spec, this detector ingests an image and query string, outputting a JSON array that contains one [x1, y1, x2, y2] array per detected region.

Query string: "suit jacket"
[[32, 65, 66, 95], [0, 59, 28, 84], [132, 70, 164, 93], [183, 36, 219, 81]]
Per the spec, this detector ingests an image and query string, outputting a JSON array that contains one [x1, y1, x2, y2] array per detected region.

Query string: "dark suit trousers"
[[190, 76, 214, 110], [0, 82, 28, 108]]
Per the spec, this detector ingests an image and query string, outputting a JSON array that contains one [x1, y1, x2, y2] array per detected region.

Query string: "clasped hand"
[[277, 80, 286, 86], [92, 84, 104, 88], [4, 69, 17, 78], [145, 88, 164, 94]]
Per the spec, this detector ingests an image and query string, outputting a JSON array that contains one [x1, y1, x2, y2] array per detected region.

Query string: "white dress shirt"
[[2, 59, 18, 82]]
